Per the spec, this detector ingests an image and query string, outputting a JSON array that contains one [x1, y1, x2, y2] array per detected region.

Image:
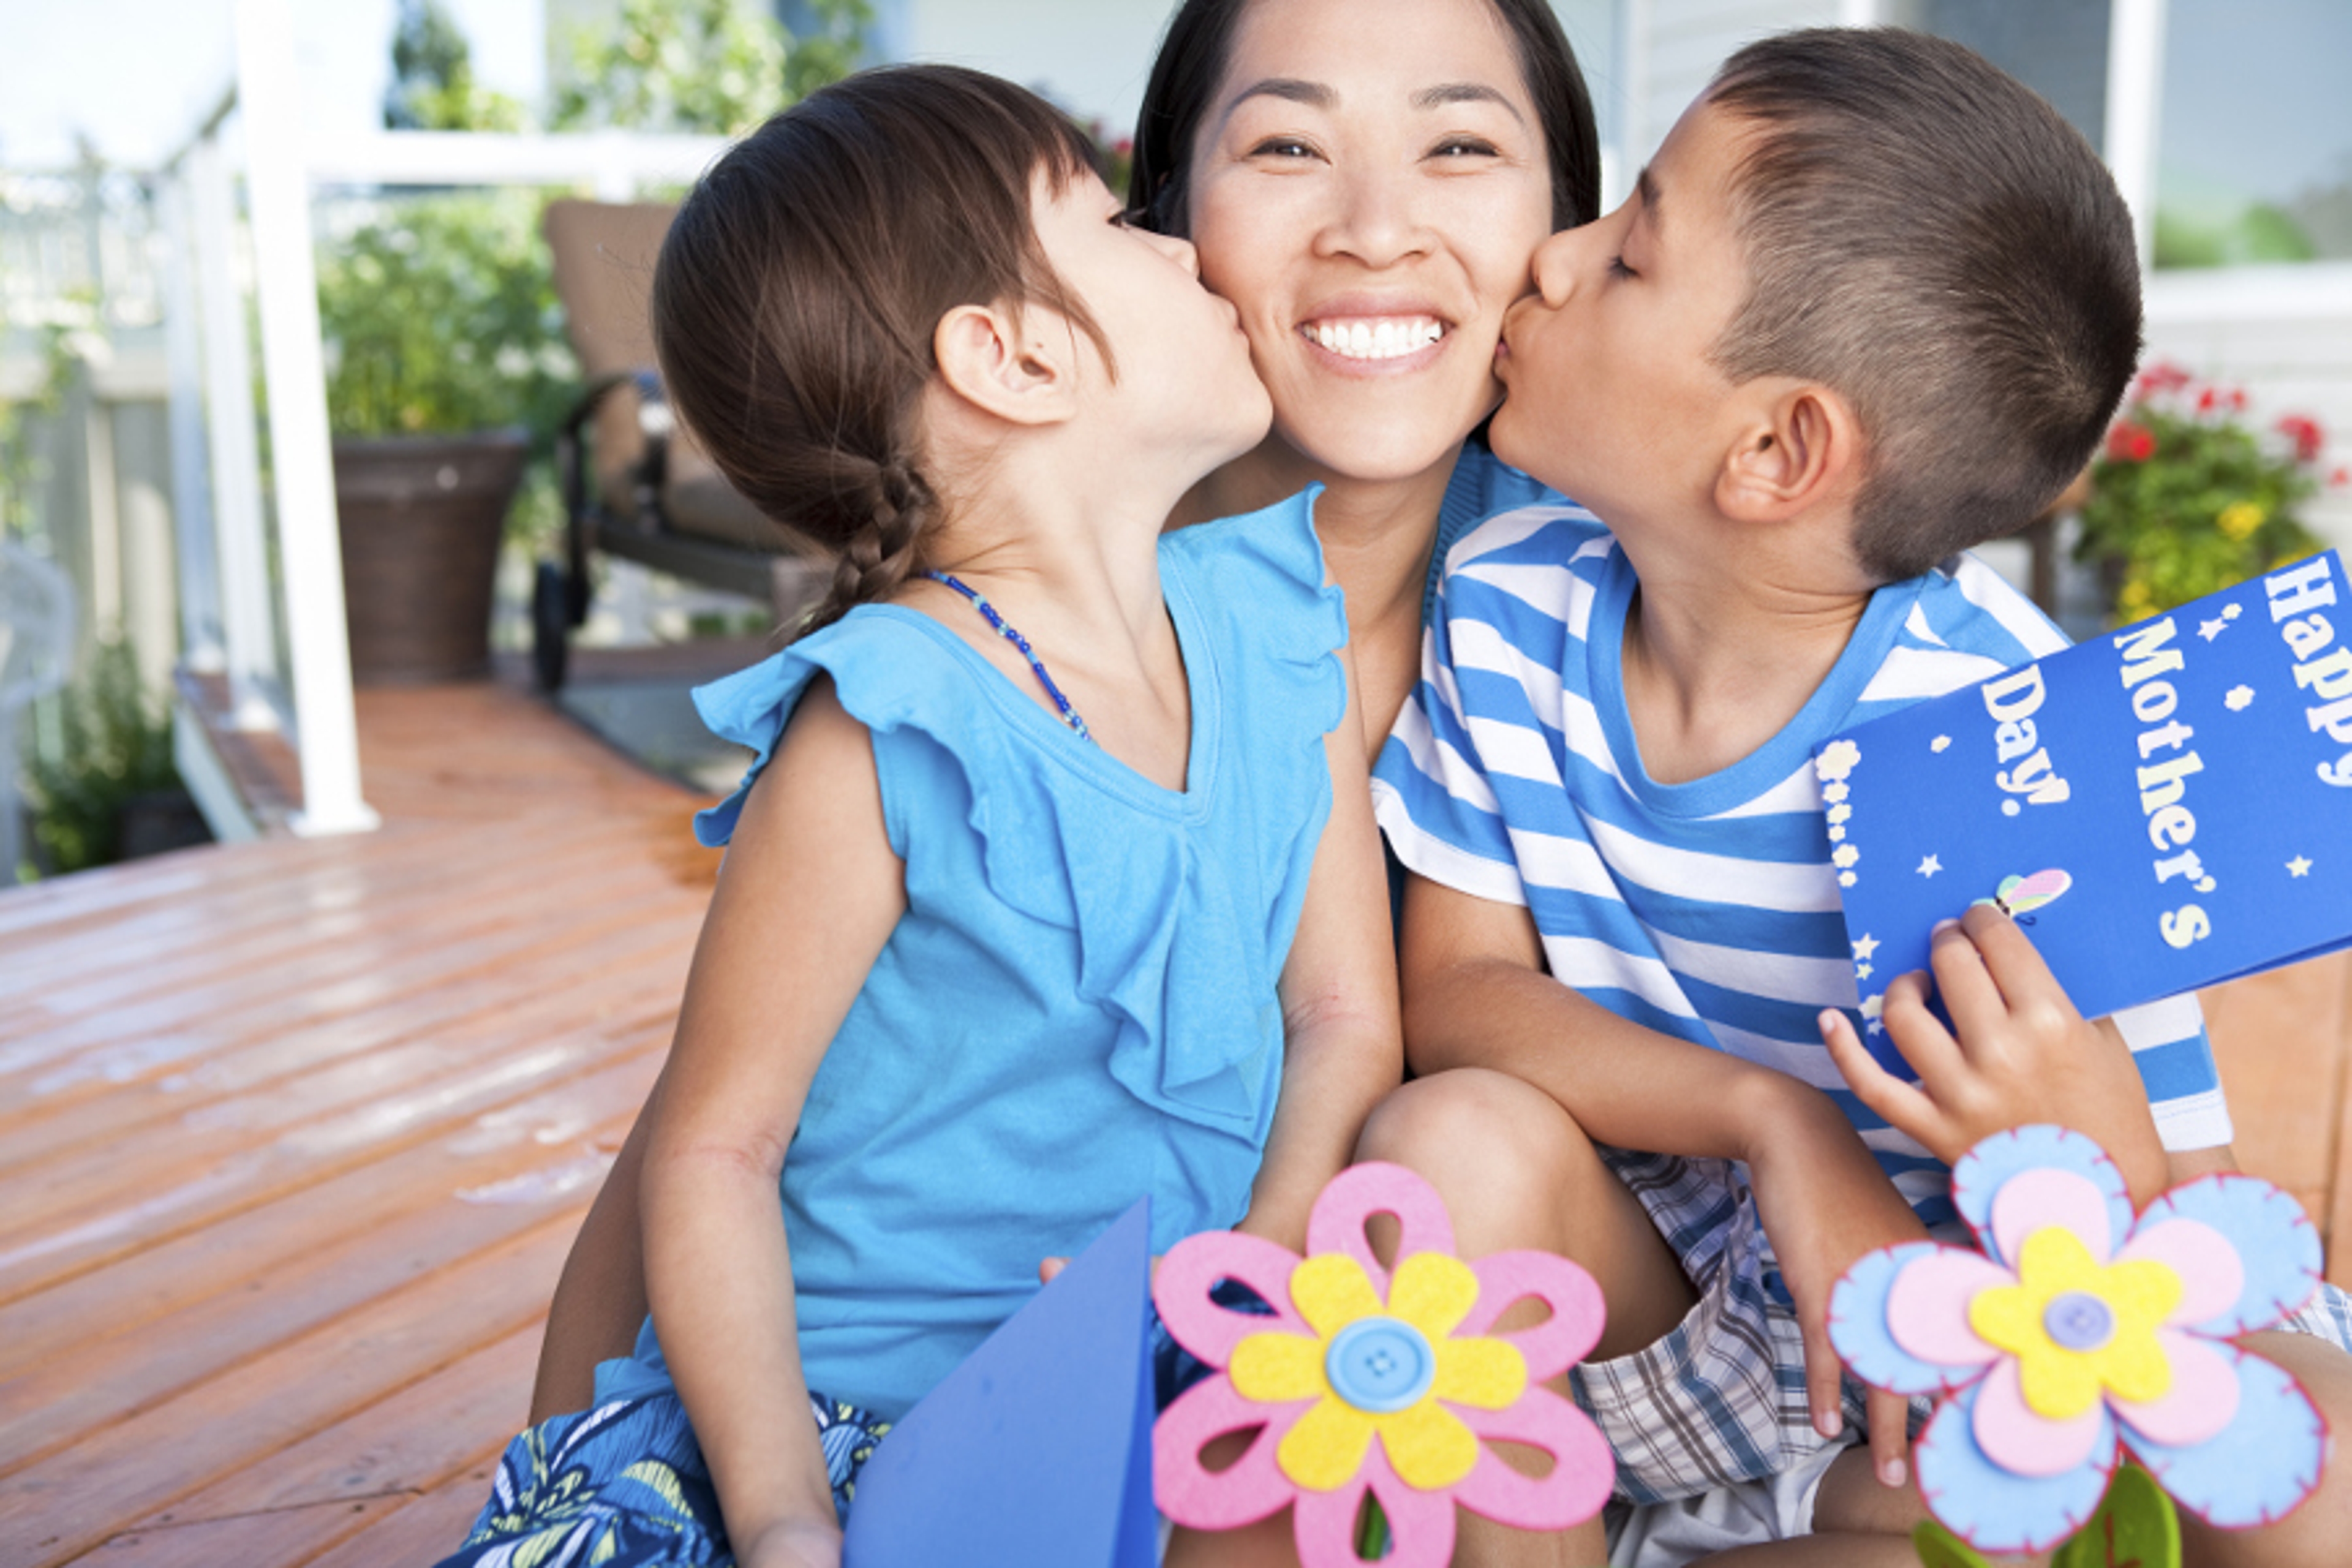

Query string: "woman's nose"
[[1319, 167, 1431, 267], [1530, 230, 1580, 307]]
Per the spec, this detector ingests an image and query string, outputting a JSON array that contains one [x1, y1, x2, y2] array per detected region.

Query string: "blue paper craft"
[[841, 1197, 1156, 1568], [1818, 551, 2352, 1073]]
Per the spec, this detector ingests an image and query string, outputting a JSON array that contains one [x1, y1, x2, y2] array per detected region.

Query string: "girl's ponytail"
[[649, 67, 1107, 637]]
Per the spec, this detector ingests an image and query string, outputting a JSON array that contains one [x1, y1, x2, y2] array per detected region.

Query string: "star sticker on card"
[[1917, 854, 1942, 877], [2290, 856, 2313, 877], [1856, 963, 1874, 981], [1852, 935, 1879, 960], [2226, 685, 2255, 711], [1931, 735, 1951, 753], [2199, 616, 2230, 641]]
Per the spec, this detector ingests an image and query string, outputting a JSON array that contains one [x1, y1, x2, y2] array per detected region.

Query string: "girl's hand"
[[1820, 903, 2169, 1205], [736, 1512, 843, 1568]]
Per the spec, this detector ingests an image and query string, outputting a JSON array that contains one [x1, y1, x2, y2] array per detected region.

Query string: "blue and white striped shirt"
[[1371, 504, 2232, 1230]]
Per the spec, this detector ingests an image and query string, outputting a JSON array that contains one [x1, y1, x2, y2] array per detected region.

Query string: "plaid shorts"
[[1572, 1148, 2352, 1512]]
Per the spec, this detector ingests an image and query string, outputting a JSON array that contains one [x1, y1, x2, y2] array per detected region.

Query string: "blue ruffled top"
[[606, 491, 1349, 1422]]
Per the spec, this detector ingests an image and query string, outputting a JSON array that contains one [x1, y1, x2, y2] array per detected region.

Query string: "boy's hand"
[[1819, 903, 2168, 1204], [1740, 1080, 1928, 1491]]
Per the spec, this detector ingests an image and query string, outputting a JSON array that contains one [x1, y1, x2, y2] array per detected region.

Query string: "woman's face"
[[1184, 0, 1555, 488]]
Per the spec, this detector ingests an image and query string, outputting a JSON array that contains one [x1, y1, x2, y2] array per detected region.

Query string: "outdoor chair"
[[536, 198, 829, 691]]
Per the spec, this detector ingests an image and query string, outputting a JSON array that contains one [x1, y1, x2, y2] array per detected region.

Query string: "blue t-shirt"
[[1372, 504, 2231, 1232], [606, 492, 1349, 1420]]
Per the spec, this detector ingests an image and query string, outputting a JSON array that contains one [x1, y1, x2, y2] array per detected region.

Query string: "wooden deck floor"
[[1, 673, 722, 1567], [2, 665, 2348, 1566]]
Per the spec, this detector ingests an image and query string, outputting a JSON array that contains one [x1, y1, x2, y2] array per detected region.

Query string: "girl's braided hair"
[[651, 66, 1110, 633]]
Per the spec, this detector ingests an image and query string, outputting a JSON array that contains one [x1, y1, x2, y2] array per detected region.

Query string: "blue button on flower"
[[2043, 1291, 2116, 1352], [1324, 1314, 1437, 1414]]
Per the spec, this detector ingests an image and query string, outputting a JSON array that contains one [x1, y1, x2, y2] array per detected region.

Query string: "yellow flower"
[[1967, 1227, 2183, 1420], [2217, 501, 2266, 541], [1230, 1251, 1527, 1492], [2117, 579, 2155, 619]]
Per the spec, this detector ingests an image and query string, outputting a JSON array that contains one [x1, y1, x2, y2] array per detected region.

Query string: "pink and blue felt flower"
[[1828, 1125, 2328, 1556], [1152, 1162, 1614, 1568]]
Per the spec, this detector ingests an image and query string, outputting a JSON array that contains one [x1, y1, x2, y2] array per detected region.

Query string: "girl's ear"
[[932, 301, 1080, 428], [1715, 383, 1861, 524]]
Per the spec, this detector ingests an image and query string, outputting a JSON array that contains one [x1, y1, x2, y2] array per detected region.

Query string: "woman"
[[1137, 0, 1597, 761], [531, 0, 1601, 1428]]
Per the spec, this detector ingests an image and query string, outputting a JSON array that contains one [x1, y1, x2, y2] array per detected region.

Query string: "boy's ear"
[[1715, 383, 1862, 524], [932, 301, 1080, 428]]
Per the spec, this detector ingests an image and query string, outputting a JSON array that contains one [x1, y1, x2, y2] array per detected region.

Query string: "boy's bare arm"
[[1401, 871, 1925, 1481]]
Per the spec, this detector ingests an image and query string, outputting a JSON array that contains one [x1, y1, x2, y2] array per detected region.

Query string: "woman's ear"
[[1715, 383, 1862, 523], [932, 302, 1080, 428]]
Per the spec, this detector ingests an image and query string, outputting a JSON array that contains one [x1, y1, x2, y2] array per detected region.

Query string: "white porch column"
[[156, 175, 225, 674], [233, 0, 377, 835], [186, 135, 278, 721], [2106, 0, 2171, 271]]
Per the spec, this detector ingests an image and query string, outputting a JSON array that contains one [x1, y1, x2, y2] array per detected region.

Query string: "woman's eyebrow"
[[1225, 77, 1336, 114], [1410, 82, 1525, 123]]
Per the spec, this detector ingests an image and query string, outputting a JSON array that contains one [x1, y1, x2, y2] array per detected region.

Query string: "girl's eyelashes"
[[1430, 137, 1502, 160], [1608, 255, 1637, 279]]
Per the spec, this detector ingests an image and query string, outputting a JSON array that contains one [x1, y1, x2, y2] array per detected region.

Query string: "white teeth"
[[1308, 317, 1445, 360]]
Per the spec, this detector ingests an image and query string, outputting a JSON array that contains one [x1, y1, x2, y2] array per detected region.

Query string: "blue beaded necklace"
[[925, 571, 1094, 743]]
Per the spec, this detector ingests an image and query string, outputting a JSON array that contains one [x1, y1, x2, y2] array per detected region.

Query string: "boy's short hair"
[[1706, 28, 2142, 583]]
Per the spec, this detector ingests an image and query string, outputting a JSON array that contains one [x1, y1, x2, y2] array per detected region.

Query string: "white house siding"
[[2143, 263, 2352, 555], [1627, 0, 1846, 172]]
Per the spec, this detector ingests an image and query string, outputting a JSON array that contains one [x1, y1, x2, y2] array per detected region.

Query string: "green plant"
[[551, 0, 872, 138], [385, 0, 526, 133], [2075, 362, 2342, 623], [22, 638, 178, 875], [316, 189, 577, 441]]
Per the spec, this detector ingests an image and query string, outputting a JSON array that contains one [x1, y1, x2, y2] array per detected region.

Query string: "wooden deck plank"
[[287, 1469, 502, 1568], [118, 1324, 538, 1528], [0, 1219, 575, 1568], [0, 1093, 646, 1470], [0, 913, 690, 1176], [71, 1498, 412, 1568]]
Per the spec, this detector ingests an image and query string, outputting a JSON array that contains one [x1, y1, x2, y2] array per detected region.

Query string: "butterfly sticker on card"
[[1975, 869, 2071, 924]]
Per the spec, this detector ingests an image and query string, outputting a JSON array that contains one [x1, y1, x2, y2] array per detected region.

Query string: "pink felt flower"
[[1153, 1162, 1613, 1568], [1830, 1126, 2326, 1556]]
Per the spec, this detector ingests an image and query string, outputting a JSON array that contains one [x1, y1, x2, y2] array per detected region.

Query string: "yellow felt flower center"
[[1968, 1226, 2183, 1420], [1229, 1251, 1528, 1492]]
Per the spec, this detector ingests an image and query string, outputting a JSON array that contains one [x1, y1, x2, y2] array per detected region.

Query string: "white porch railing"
[[164, 0, 725, 839]]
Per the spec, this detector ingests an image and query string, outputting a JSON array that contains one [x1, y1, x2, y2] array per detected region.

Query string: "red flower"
[[2278, 414, 2326, 464], [2196, 386, 2219, 413], [2228, 387, 2249, 412], [2135, 360, 2192, 395], [2335, 467, 2350, 489], [2107, 421, 2157, 463]]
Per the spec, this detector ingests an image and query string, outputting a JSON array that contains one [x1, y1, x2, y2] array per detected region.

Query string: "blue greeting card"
[[840, 1197, 1156, 1567], [1819, 552, 2352, 1073]]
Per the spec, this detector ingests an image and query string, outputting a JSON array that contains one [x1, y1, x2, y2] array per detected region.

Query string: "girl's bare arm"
[[638, 679, 905, 1553]]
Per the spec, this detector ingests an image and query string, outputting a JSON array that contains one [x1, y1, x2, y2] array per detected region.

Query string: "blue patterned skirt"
[[436, 1389, 891, 1567]]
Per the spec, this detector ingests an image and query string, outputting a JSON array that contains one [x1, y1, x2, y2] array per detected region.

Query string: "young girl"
[[439, 65, 1400, 1568]]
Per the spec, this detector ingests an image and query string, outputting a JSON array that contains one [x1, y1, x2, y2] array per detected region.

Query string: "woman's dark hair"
[[652, 65, 1109, 633], [1128, 0, 1601, 235]]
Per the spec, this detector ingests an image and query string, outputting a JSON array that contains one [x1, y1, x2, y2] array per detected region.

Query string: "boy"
[[1366, 28, 2352, 1566]]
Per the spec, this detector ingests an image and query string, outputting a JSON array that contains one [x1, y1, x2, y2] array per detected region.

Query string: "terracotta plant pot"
[[333, 431, 529, 684]]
